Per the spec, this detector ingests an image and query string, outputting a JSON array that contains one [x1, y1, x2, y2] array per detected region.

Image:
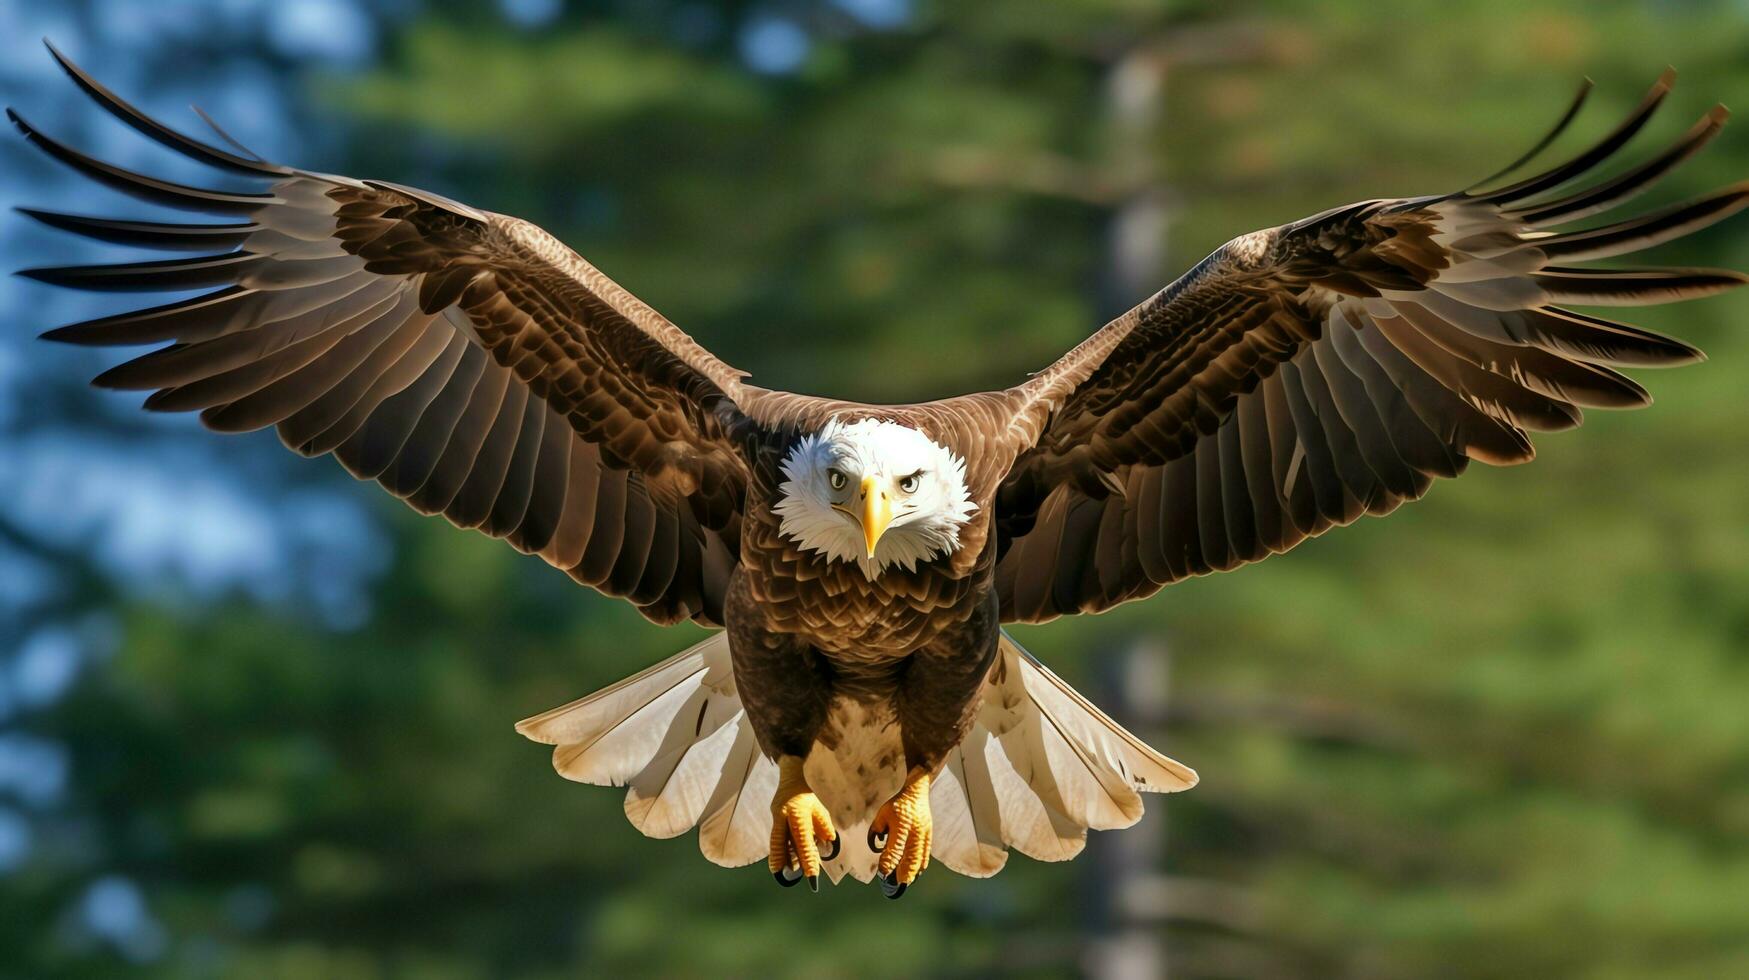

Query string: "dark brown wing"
[[14, 43, 750, 625], [994, 73, 1745, 623]]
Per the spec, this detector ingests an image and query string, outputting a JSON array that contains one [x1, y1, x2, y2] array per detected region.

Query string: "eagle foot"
[[769, 755, 837, 892], [869, 768, 932, 898]]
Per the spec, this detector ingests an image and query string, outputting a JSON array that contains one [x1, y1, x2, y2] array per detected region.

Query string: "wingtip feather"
[[15, 266, 66, 286], [35, 37, 291, 178], [1459, 76, 1600, 196], [37, 324, 94, 345]]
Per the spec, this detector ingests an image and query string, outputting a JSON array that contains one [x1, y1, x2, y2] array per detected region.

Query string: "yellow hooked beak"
[[860, 474, 893, 558]]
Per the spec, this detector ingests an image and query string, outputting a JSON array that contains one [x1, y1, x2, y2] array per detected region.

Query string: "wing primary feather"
[[41, 40, 291, 177], [41, 286, 251, 346], [201, 290, 413, 432], [1459, 77, 1595, 195], [1530, 266, 1748, 306], [42, 275, 383, 347], [1474, 68, 1674, 206], [1533, 181, 1749, 262], [1372, 310, 1581, 433], [19, 252, 264, 292], [138, 288, 401, 413], [16, 209, 259, 251], [92, 280, 399, 390], [1515, 105, 1729, 226], [1354, 312, 1532, 464], [189, 104, 274, 164], [1401, 307, 1651, 410], [1519, 307, 1704, 366], [6, 108, 275, 213]]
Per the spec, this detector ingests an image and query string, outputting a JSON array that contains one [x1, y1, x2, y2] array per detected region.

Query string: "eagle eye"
[[827, 468, 848, 491], [898, 472, 921, 494]]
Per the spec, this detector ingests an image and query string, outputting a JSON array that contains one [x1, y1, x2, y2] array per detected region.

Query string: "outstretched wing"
[[15, 44, 750, 625], [994, 73, 1745, 623]]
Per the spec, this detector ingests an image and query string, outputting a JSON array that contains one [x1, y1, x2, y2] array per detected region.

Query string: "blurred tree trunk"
[[1082, 24, 1279, 977], [1084, 39, 1172, 980]]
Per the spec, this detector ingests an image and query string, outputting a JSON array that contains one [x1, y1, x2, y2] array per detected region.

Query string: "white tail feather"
[[695, 720, 778, 868], [516, 629, 1197, 882]]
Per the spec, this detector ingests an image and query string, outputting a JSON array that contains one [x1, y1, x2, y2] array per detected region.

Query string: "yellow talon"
[[768, 755, 837, 891], [870, 767, 932, 893]]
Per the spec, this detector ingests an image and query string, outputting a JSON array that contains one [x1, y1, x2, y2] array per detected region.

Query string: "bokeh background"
[[2, 1, 1747, 977]]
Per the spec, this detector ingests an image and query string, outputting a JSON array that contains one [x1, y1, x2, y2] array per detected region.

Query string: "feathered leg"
[[725, 574, 839, 891], [874, 590, 1001, 898]]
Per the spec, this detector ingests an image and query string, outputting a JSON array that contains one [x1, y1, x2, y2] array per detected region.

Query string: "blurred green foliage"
[[6, 1, 1749, 977]]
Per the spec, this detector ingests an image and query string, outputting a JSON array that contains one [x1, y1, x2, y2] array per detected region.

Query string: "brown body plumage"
[[17, 45, 1744, 892]]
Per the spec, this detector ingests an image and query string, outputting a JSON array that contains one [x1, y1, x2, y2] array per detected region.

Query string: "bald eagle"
[[17, 44, 1744, 897]]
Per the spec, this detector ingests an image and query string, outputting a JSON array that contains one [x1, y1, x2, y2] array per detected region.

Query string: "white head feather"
[[774, 418, 977, 580]]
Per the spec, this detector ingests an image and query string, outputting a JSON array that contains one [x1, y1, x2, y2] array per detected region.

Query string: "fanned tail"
[[928, 631, 1198, 877], [515, 629, 1197, 882], [514, 633, 778, 869]]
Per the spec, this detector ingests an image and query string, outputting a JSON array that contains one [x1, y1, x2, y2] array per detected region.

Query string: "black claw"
[[879, 872, 908, 900], [774, 870, 800, 888], [806, 874, 819, 893], [774, 863, 804, 888], [868, 828, 887, 852], [820, 835, 840, 861]]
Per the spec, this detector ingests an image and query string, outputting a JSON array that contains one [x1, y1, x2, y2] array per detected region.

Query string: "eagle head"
[[774, 418, 977, 580]]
